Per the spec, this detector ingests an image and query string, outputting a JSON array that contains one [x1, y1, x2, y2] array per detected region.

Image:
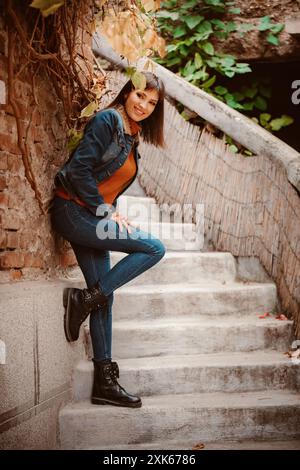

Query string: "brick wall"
[[0, 7, 95, 283]]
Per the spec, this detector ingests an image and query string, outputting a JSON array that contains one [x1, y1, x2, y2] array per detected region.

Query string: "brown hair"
[[106, 71, 166, 148]]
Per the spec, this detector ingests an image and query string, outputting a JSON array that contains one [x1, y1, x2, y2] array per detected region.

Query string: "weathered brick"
[[7, 154, 23, 172], [5, 101, 28, 120], [0, 153, 8, 170], [24, 253, 43, 268], [0, 132, 21, 155], [60, 250, 77, 267], [0, 191, 8, 207], [0, 229, 6, 248], [6, 231, 19, 249], [0, 113, 17, 135], [0, 175, 7, 190], [31, 108, 41, 127], [10, 269, 23, 281], [2, 211, 21, 230], [19, 231, 34, 249], [0, 251, 25, 268]]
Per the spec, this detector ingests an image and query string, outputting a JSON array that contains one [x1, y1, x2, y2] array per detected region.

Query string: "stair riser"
[[73, 363, 299, 401], [110, 287, 277, 321], [84, 323, 293, 359], [109, 253, 236, 284], [59, 405, 300, 448]]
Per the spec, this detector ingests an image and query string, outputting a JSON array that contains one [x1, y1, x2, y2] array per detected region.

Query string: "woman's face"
[[124, 87, 159, 122]]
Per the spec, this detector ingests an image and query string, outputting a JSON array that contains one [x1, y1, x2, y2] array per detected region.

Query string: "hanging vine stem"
[[5, 0, 103, 214], [7, 26, 45, 213]]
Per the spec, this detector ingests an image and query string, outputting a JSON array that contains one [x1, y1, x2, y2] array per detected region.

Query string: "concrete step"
[[68, 251, 237, 285], [59, 390, 300, 449], [117, 194, 193, 225], [85, 439, 300, 450], [83, 316, 294, 359], [75, 281, 277, 322], [129, 221, 203, 251], [73, 351, 299, 401], [117, 195, 161, 222]]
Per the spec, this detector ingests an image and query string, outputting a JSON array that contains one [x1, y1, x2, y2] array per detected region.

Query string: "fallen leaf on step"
[[192, 442, 205, 450], [284, 348, 300, 359], [258, 312, 270, 319], [275, 314, 288, 321]]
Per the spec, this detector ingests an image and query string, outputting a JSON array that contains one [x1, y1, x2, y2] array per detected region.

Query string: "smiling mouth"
[[134, 107, 144, 116]]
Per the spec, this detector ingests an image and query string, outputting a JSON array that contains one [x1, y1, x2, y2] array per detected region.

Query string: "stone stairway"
[[59, 194, 300, 450]]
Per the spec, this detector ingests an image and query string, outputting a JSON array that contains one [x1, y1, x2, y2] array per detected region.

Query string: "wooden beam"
[[92, 32, 300, 193]]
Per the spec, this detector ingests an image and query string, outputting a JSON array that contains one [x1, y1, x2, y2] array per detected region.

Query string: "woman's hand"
[[110, 211, 138, 234]]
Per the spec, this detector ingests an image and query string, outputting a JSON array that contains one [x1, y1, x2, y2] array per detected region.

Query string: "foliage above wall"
[[152, 0, 292, 153]]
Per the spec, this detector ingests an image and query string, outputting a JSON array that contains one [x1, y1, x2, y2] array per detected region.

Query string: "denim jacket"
[[54, 107, 141, 216]]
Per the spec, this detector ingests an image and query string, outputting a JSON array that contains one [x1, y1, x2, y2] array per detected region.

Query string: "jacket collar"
[[114, 104, 141, 144]]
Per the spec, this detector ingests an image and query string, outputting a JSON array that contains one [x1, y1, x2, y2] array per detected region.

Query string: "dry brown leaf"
[[275, 314, 288, 321], [284, 348, 300, 358], [192, 442, 205, 450], [258, 312, 270, 319]]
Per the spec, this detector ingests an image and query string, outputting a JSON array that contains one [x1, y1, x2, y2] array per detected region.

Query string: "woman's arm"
[[66, 110, 117, 216]]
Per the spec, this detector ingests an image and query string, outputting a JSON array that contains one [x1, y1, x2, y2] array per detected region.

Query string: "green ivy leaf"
[[196, 20, 213, 36], [228, 7, 241, 14], [242, 102, 254, 111], [229, 144, 239, 153], [80, 101, 98, 118], [214, 85, 228, 95], [254, 95, 267, 111], [270, 115, 294, 131], [179, 45, 189, 57], [67, 129, 83, 153], [131, 71, 147, 90], [211, 19, 226, 30], [225, 21, 237, 33], [166, 56, 182, 66], [202, 75, 216, 88], [214, 31, 228, 39], [244, 87, 257, 99], [267, 34, 279, 46], [155, 10, 179, 21], [194, 52, 203, 68], [30, 0, 64, 17], [202, 42, 215, 55], [232, 91, 244, 101], [181, 0, 199, 9], [174, 26, 187, 38], [258, 16, 272, 31], [259, 113, 272, 126], [224, 70, 235, 78], [184, 15, 204, 29], [269, 23, 284, 34]]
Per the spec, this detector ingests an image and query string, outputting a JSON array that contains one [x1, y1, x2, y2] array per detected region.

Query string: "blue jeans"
[[50, 196, 166, 360]]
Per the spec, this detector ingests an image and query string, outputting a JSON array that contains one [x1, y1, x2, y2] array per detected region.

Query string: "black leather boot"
[[91, 359, 142, 408], [63, 282, 108, 342]]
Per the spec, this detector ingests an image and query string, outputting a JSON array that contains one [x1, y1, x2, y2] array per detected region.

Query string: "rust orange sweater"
[[55, 113, 141, 208]]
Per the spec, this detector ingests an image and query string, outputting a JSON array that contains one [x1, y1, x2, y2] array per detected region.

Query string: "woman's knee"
[[150, 238, 166, 260]]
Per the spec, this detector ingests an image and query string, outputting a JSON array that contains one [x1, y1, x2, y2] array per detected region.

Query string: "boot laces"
[[110, 362, 119, 382]]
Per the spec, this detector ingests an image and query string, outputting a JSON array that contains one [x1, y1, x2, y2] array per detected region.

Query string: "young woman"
[[50, 72, 166, 409]]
